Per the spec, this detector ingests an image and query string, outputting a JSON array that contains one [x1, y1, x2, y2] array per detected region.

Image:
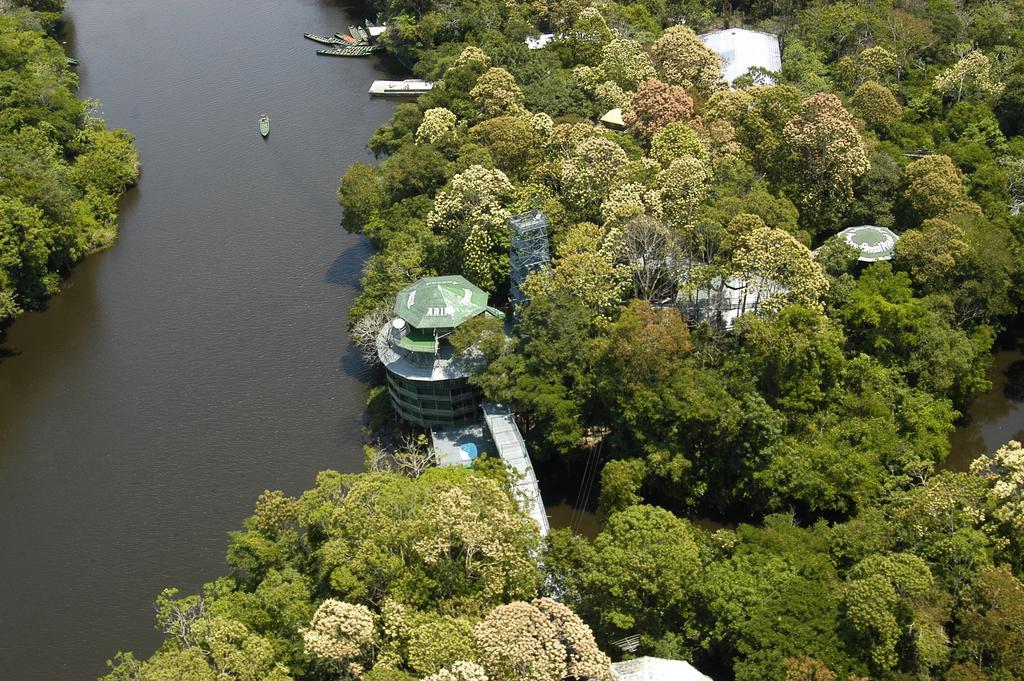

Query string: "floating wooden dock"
[[317, 45, 382, 57], [304, 32, 344, 45], [368, 79, 434, 96]]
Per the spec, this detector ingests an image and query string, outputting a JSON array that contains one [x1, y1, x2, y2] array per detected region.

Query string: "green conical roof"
[[394, 276, 494, 329]]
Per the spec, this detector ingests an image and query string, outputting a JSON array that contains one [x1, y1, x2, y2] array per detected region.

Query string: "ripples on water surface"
[[0, 1, 398, 677]]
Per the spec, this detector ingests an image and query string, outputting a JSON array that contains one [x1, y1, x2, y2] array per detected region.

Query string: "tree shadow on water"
[[1003, 360, 1024, 401], [339, 340, 374, 383], [0, 345, 21, 365], [327, 239, 378, 385], [325, 238, 371, 289]]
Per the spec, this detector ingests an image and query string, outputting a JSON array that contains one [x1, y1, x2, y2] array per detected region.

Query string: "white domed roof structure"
[[835, 225, 900, 262]]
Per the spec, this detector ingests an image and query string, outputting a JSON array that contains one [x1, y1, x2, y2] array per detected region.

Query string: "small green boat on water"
[[258, 114, 270, 137], [304, 32, 344, 45], [65, 56, 79, 65]]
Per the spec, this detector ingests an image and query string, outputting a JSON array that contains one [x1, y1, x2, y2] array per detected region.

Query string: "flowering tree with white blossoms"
[[658, 155, 710, 227], [599, 38, 656, 90], [426, 165, 514, 291], [470, 67, 526, 121], [650, 121, 707, 167], [424, 660, 491, 681], [731, 216, 829, 313], [532, 598, 613, 681], [452, 46, 490, 70], [416, 108, 459, 146], [601, 181, 663, 227], [559, 136, 629, 217], [971, 440, 1024, 532], [471, 598, 612, 681], [413, 476, 541, 602], [903, 154, 980, 221], [933, 50, 1004, 102], [594, 80, 631, 112], [301, 600, 376, 678], [650, 25, 722, 96], [563, 7, 613, 65]]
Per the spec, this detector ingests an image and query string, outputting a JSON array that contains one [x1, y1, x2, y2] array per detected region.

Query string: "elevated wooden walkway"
[[430, 403, 549, 536], [482, 402, 549, 536]]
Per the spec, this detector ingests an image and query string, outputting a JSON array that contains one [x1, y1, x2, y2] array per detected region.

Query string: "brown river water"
[[945, 348, 1024, 471], [0, 0, 399, 677], [2, 1, 1023, 678]]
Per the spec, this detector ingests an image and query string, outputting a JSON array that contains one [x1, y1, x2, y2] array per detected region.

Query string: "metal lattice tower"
[[508, 209, 551, 309]]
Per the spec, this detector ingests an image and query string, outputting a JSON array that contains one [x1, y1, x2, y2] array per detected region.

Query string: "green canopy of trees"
[[105, 461, 1024, 681], [334, 0, 1024, 675], [107, 0, 1024, 677], [336, 0, 1024, 521], [0, 3, 139, 327], [102, 466, 613, 681]]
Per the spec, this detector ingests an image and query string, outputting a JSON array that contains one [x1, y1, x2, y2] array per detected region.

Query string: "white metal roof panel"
[[698, 28, 781, 85], [612, 657, 713, 681]]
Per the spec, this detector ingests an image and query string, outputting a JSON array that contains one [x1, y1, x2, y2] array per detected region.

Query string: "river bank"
[[0, 1, 398, 678], [2, 2, 1020, 676]]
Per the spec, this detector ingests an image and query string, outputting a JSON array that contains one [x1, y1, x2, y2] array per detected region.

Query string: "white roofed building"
[[699, 28, 781, 85], [612, 656, 714, 681], [525, 33, 555, 49], [833, 225, 900, 262], [679, 273, 785, 331]]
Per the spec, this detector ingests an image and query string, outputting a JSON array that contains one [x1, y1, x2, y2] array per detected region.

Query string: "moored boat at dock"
[[317, 44, 382, 57], [348, 25, 370, 43], [303, 33, 344, 45]]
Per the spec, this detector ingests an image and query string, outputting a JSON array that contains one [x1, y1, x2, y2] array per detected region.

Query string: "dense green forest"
[[105, 0, 1024, 679], [341, 0, 1024, 529], [0, 0, 139, 327]]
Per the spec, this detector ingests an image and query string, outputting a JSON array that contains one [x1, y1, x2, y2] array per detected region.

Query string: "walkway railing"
[[482, 402, 550, 536]]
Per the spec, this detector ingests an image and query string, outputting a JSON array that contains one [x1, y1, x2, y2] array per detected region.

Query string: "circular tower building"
[[376, 276, 504, 428]]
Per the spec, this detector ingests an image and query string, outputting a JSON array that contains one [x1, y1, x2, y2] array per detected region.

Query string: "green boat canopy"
[[394, 276, 503, 329]]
